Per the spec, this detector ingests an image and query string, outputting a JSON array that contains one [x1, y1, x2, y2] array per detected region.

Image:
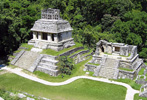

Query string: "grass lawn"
[[33, 57, 92, 82], [134, 93, 147, 100], [114, 78, 142, 90], [0, 73, 126, 100], [41, 42, 83, 56]]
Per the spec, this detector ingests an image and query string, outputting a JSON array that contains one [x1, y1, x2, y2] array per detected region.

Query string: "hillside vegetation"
[[0, 0, 147, 59]]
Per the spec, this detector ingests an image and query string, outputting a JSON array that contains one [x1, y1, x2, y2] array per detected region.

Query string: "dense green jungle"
[[0, 0, 147, 59]]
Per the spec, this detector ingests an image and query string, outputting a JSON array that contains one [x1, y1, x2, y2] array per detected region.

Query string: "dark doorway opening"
[[58, 33, 62, 41], [115, 47, 120, 52], [51, 34, 54, 41], [42, 33, 47, 40], [36, 32, 38, 39], [101, 46, 104, 52]]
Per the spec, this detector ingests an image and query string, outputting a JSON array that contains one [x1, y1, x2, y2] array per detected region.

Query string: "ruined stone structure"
[[28, 8, 75, 51], [84, 40, 145, 79]]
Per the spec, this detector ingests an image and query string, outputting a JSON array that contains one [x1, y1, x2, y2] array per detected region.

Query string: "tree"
[[139, 48, 147, 59], [58, 56, 74, 75]]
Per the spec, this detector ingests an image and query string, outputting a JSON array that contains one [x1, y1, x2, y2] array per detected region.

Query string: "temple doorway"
[[51, 34, 54, 41], [42, 33, 47, 40]]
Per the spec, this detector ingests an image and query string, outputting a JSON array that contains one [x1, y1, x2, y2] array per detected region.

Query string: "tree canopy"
[[0, 0, 147, 59]]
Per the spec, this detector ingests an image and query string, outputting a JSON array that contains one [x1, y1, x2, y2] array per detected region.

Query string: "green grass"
[[138, 68, 145, 75], [0, 73, 126, 100], [87, 63, 100, 66], [33, 57, 92, 82], [134, 93, 147, 100], [119, 67, 134, 71], [115, 78, 141, 90], [20, 43, 34, 51], [41, 42, 83, 56]]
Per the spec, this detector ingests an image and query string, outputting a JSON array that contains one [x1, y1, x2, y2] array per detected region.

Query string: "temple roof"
[[31, 8, 73, 33], [31, 19, 73, 33]]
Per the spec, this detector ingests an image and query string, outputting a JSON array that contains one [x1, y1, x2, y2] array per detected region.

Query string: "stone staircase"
[[36, 55, 59, 76], [98, 58, 119, 79], [15, 51, 40, 70]]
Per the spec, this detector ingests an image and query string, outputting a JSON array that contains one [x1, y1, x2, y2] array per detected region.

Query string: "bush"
[[58, 56, 74, 76]]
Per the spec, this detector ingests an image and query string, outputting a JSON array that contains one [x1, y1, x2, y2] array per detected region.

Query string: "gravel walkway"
[[2, 67, 139, 100]]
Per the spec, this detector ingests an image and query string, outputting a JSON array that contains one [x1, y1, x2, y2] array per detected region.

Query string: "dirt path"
[[2, 66, 139, 100]]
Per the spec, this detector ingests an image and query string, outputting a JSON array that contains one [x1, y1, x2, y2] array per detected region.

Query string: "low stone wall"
[[136, 80, 147, 85], [139, 91, 147, 97], [74, 52, 94, 64], [84, 64, 97, 72], [118, 70, 136, 80], [91, 55, 102, 64], [36, 66, 59, 76], [70, 50, 89, 58], [59, 47, 84, 56], [11, 50, 25, 65]]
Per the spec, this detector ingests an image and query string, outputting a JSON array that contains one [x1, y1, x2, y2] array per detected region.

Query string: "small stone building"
[[85, 40, 145, 79], [28, 8, 75, 51]]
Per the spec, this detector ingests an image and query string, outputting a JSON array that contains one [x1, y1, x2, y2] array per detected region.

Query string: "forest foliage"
[[0, 0, 147, 59]]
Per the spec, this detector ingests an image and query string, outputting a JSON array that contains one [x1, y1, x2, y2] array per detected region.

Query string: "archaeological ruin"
[[11, 8, 76, 76], [28, 8, 75, 51], [84, 40, 146, 79]]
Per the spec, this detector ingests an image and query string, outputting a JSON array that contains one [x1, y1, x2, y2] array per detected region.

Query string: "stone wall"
[[91, 55, 102, 64], [118, 70, 136, 80], [70, 50, 89, 58], [84, 64, 97, 72], [120, 46, 129, 56], [36, 66, 59, 76], [59, 47, 84, 56], [119, 54, 139, 69], [11, 50, 25, 65], [118, 62, 142, 80]]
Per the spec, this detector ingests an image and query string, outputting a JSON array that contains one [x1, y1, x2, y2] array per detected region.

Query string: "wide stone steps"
[[37, 66, 58, 76], [15, 51, 39, 69], [43, 55, 58, 60], [38, 62, 58, 70], [41, 58, 58, 65], [98, 58, 119, 79], [99, 67, 115, 78]]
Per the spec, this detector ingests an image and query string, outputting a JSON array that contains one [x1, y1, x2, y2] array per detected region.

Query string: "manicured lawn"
[[134, 93, 147, 100], [0, 73, 126, 100], [33, 57, 92, 82], [115, 78, 141, 90], [41, 42, 83, 56]]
